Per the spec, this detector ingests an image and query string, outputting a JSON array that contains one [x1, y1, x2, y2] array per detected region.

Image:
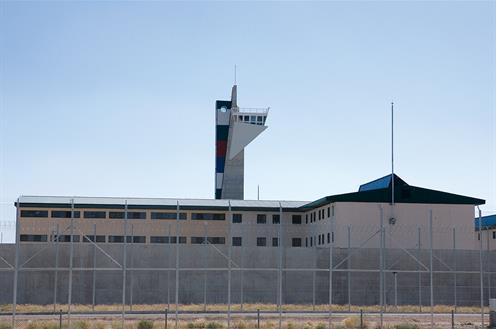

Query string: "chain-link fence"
[[0, 203, 494, 329]]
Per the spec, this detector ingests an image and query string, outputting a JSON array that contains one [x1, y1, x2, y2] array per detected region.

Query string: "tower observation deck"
[[215, 85, 269, 200]]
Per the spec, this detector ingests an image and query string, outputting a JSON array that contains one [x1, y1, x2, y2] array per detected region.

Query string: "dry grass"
[[0, 303, 486, 314]]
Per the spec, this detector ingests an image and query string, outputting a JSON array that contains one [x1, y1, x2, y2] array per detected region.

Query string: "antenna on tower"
[[234, 64, 237, 85]]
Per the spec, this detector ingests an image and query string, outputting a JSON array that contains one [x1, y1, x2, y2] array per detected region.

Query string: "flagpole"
[[391, 102, 394, 206]]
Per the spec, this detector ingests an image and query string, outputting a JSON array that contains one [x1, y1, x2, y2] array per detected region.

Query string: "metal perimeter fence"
[[0, 201, 494, 329]]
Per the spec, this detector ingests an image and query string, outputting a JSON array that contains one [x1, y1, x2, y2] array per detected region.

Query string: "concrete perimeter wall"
[[0, 244, 494, 306]]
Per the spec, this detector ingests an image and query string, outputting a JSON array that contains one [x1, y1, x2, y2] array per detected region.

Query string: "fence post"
[[257, 309, 260, 329], [67, 199, 75, 329], [167, 223, 171, 311], [59, 309, 62, 329], [53, 224, 60, 313], [418, 226, 422, 313], [165, 308, 168, 329], [175, 201, 180, 329], [203, 222, 208, 312], [12, 198, 20, 329], [478, 208, 484, 329], [429, 210, 434, 329], [130, 224, 134, 312], [360, 309, 363, 329], [379, 206, 384, 329], [329, 204, 335, 329], [453, 227, 457, 312], [489, 299, 495, 329], [312, 241, 316, 312], [92, 223, 97, 312], [121, 200, 128, 329], [451, 309, 454, 329], [278, 203, 283, 329], [227, 201, 232, 329], [240, 243, 244, 312], [347, 225, 351, 312]]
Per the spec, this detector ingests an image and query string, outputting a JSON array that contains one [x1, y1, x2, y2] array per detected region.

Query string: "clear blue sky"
[[0, 1, 494, 242]]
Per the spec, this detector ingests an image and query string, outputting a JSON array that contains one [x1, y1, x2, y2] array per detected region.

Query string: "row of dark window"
[[306, 206, 334, 224], [21, 210, 203, 221], [253, 214, 301, 224], [477, 231, 496, 240], [305, 232, 334, 247], [19, 234, 303, 247], [20, 210, 307, 225]]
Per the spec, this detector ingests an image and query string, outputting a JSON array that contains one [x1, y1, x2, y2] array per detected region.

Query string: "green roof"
[[300, 174, 485, 210]]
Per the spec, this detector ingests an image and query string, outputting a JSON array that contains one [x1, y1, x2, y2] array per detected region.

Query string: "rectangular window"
[[310, 237, 313, 247], [109, 211, 146, 219], [109, 212, 124, 219], [332, 232, 334, 243], [493, 231, 496, 239], [318, 235, 321, 245], [305, 214, 308, 224], [83, 235, 106, 243], [108, 235, 124, 243], [272, 237, 279, 247], [327, 207, 330, 218], [51, 235, 80, 242], [327, 233, 331, 244], [126, 236, 146, 243], [272, 214, 280, 224], [170, 236, 187, 244], [151, 212, 187, 220], [257, 237, 267, 247], [20, 234, 47, 242], [84, 211, 106, 219], [232, 214, 242, 223], [21, 210, 48, 218], [257, 214, 267, 224], [192, 236, 225, 245], [318, 210, 321, 220], [232, 237, 242, 246], [191, 213, 225, 221], [478, 233, 480, 240], [305, 237, 308, 247], [292, 215, 302, 224], [128, 212, 146, 220], [191, 237, 205, 244], [150, 236, 169, 244], [51, 211, 81, 218], [208, 237, 225, 245], [292, 238, 302, 247]]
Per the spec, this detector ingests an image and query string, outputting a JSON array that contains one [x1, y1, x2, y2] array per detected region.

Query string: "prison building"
[[475, 214, 496, 250], [16, 174, 485, 250]]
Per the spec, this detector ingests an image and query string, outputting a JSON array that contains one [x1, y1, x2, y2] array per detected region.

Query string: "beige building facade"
[[15, 174, 487, 251]]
